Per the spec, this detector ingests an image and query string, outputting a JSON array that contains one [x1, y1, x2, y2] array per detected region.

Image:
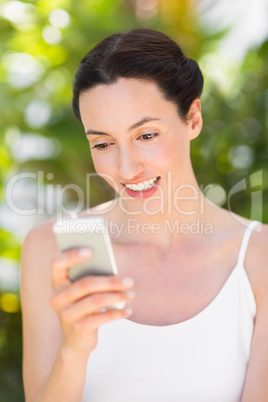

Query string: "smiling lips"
[[124, 176, 159, 192]]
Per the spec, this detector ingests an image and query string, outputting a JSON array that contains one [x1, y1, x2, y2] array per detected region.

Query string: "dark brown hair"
[[72, 28, 203, 122]]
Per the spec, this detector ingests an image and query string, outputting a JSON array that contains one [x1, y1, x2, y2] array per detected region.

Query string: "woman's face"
[[79, 78, 201, 204]]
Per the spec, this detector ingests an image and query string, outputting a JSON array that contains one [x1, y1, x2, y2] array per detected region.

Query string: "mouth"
[[122, 176, 161, 199], [124, 176, 160, 191]]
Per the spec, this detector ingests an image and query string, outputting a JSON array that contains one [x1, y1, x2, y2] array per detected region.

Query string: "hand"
[[50, 247, 134, 356]]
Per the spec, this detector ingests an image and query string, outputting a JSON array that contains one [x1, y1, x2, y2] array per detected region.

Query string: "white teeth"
[[125, 177, 158, 191], [143, 180, 150, 190], [132, 184, 139, 191]]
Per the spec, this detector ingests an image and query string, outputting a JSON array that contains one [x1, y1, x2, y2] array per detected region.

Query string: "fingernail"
[[126, 290, 135, 298], [124, 308, 133, 316], [121, 278, 134, 288], [78, 248, 92, 257]]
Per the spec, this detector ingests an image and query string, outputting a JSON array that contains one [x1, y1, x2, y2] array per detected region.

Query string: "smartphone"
[[53, 216, 125, 309]]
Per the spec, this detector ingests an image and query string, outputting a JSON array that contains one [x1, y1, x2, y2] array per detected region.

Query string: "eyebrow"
[[86, 117, 161, 136]]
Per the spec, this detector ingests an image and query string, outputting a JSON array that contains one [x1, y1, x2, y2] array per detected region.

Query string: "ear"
[[187, 99, 202, 140]]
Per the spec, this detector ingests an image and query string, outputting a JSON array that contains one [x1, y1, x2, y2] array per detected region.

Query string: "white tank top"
[[82, 220, 259, 402]]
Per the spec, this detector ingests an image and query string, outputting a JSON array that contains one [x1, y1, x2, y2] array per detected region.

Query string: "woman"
[[21, 29, 268, 401]]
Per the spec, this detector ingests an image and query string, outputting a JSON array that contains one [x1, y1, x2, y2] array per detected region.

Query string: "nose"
[[118, 144, 144, 181]]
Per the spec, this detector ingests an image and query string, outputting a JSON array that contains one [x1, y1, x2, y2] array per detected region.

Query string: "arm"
[[241, 225, 268, 402], [21, 222, 134, 402]]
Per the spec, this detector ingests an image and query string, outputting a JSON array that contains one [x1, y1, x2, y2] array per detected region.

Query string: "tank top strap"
[[236, 220, 261, 267]]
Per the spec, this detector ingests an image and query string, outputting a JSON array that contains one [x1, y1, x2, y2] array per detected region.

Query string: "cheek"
[[91, 156, 107, 174], [91, 155, 119, 191], [91, 155, 102, 172], [145, 137, 188, 168], [91, 152, 118, 176]]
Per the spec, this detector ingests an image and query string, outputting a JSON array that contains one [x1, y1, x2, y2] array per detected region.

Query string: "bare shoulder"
[[240, 223, 268, 401], [245, 222, 268, 308], [20, 219, 60, 320], [21, 219, 60, 296], [216, 209, 268, 310], [21, 219, 57, 265]]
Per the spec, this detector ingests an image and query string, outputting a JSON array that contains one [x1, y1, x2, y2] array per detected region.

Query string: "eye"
[[139, 133, 158, 141], [91, 143, 111, 150]]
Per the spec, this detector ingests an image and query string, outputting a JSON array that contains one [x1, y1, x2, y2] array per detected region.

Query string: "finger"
[[73, 307, 133, 335], [60, 290, 135, 323], [50, 247, 92, 289], [51, 276, 134, 310]]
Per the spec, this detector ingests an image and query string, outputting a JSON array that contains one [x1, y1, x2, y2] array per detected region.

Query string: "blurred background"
[[0, 0, 268, 400]]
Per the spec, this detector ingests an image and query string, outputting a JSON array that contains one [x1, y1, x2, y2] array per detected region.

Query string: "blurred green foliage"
[[192, 39, 268, 222], [0, 308, 22, 401], [0, 0, 267, 400]]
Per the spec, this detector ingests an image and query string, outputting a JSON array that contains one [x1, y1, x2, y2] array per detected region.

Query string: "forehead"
[[79, 78, 178, 130]]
